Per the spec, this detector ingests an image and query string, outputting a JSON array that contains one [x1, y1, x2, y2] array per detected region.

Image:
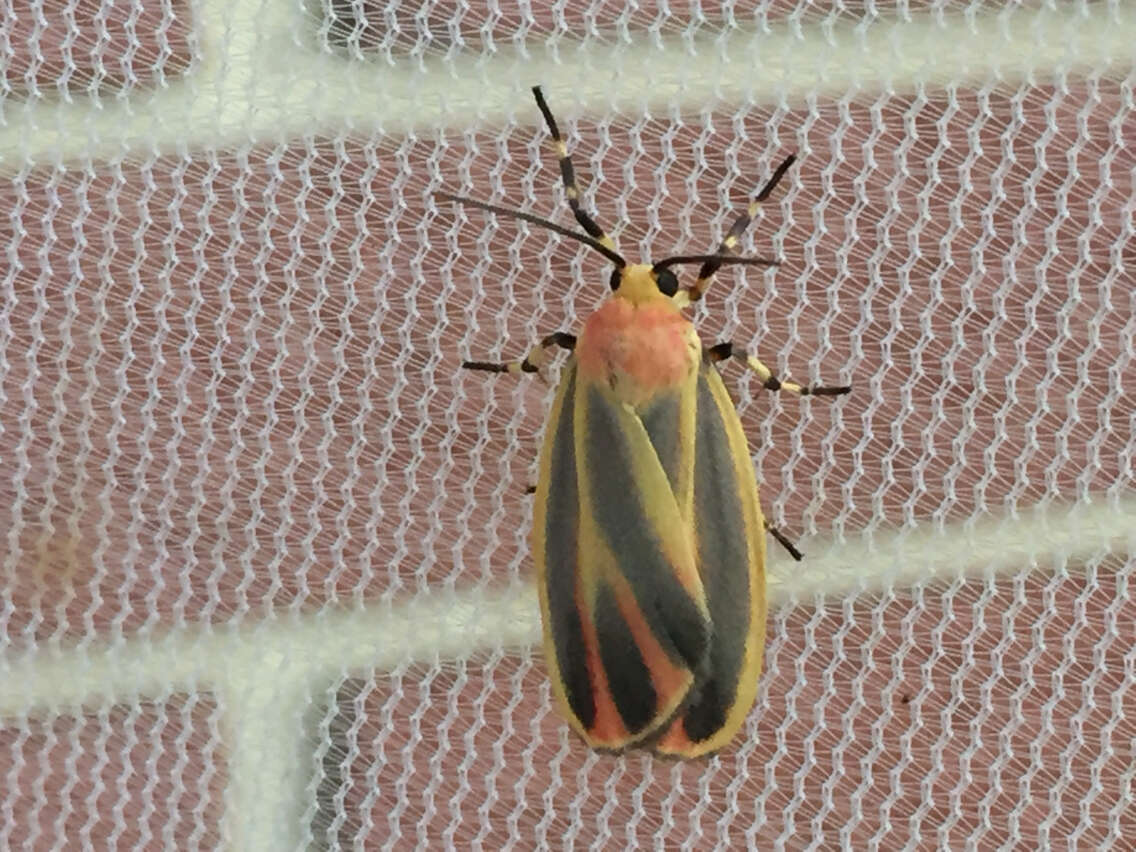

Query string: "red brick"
[[2, 0, 194, 97], [0, 693, 227, 849], [320, 0, 787, 56], [316, 0, 1064, 57]]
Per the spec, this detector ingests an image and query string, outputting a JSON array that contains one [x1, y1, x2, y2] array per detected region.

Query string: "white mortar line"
[[0, 3, 1130, 169], [217, 582, 542, 850], [769, 495, 1136, 602]]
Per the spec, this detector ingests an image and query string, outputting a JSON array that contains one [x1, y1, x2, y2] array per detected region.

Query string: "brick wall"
[[2, 1, 1133, 848]]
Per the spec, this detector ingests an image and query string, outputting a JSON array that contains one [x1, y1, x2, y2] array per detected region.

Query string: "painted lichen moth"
[[442, 87, 850, 757]]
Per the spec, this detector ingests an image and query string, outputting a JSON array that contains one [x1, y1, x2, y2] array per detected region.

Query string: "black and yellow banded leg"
[[687, 154, 797, 303], [705, 342, 851, 397], [531, 86, 617, 253], [463, 331, 577, 374]]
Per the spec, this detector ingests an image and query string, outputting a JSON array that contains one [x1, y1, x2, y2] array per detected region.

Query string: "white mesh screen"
[[1, 0, 1134, 849]]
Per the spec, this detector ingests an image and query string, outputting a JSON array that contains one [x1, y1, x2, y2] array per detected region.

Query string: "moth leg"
[[686, 154, 796, 303], [463, 331, 577, 375], [706, 340, 842, 559], [705, 342, 851, 397], [764, 519, 804, 561], [531, 86, 616, 251]]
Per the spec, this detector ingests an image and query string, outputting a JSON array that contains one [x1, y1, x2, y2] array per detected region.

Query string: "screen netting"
[[1, 0, 1133, 849]]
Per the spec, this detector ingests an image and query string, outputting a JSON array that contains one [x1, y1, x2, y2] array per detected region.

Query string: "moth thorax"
[[577, 299, 701, 407]]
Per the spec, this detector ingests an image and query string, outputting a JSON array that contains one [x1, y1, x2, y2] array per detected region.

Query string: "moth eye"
[[609, 267, 622, 291], [655, 268, 679, 297]]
